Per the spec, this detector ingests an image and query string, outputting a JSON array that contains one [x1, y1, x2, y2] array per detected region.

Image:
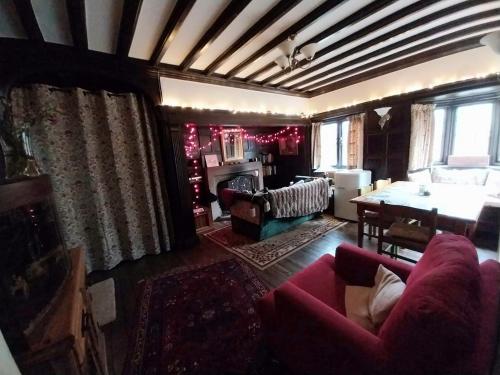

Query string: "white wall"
[[160, 47, 500, 117], [309, 47, 500, 114], [160, 77, 310, 116], [0, 330, 21, 375]]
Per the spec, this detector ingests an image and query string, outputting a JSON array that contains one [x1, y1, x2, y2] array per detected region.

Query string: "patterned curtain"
[[10, 85, 170, 272], [311, 122, 322, 170], [347, 113, 365, 169], [409, 104, 435, 171]]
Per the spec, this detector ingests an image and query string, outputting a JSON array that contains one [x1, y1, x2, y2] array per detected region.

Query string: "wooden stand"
[[194, 206, 213, 229], [16, 248, 108, 375]]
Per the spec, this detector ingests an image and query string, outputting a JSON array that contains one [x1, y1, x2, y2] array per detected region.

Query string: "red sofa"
[[257, 234, 500, 375]]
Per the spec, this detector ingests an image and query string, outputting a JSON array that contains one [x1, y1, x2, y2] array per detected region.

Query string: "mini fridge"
[[334, 169, 372, 221]]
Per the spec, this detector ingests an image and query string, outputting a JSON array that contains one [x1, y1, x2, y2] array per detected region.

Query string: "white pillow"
[[345, 265, 405, 332], [345, 286, 375, 333], [369, 265, 406, 328], [408, 169, 432, 184]]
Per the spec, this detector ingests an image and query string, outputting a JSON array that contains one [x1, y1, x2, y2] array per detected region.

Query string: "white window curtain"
[[347, 113, 364, 169], [311, 122, 322, 170], [409, 104, 435, 171]]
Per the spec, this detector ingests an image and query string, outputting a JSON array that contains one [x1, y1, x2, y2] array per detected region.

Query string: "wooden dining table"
[[350, 181, 489, 248]]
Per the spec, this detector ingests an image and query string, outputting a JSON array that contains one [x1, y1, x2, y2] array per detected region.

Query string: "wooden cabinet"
[[16, 248, 108, 375]]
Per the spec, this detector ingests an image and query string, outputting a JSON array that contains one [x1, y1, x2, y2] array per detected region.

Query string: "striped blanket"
[[268, 178, 330, 218]]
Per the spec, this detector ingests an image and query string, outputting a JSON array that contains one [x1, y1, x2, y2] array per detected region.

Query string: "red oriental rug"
[[124, 259, 269, 375]]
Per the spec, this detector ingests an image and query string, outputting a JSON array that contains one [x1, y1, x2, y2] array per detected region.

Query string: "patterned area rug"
[[204, 216, 346, 270], [124, 259, 268, 375]]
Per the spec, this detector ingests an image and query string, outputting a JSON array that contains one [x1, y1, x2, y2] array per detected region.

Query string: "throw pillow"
[[369, 265, 406, 328], [345, 285, 375, 333], [486, 169, 500, 197], [407, 169, 432, 184]]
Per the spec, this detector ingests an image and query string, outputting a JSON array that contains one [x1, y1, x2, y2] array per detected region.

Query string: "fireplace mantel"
[[206, 161, 264, 220]]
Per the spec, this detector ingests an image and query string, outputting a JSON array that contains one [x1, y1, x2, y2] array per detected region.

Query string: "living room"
[[1, 1, 500, 374]]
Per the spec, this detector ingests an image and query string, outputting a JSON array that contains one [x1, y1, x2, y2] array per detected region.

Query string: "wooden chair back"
[[379, 200, 438, 237], [374, 178, 392, 190], [357, 184, 373, 196]]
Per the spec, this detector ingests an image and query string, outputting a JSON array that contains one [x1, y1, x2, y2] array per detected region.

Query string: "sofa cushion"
[[369, 265, 405, 328], [431, 167, 489, 185], [378, 234, 481, 374], [407, 169, 432, 184], [485, 169, 500, 197]]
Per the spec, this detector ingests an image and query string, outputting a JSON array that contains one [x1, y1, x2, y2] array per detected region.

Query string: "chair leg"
[[377, 227, 383, 254]]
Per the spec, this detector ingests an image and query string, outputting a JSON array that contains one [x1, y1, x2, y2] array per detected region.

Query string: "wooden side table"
[[193, 206, 213, 229], [16, 248, 108, 375]]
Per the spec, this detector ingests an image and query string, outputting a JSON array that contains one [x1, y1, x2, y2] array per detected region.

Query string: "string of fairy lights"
[[184, 123, 302, 159], [184, 123, 303, 208]]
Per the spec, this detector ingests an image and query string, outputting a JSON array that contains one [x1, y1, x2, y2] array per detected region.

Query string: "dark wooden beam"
[[262, 0, 444, 86], [225, 0, 348, 79], [308, 37, 484, 97], [13, 0, 43, 41], [301, 22, 500, 93], [179, 0, 251, 71], [246, 0, 397, 83], [65, 0, 87, 49], [287, 9, 500, 90], [150, 0, 196, 65], [116, 0, 143, 57], [157, 63, 308, 97], [205, 0, 301, 75]]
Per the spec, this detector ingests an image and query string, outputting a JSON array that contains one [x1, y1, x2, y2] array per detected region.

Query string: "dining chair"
[[377, 200, 438, 263], [374, 178, 392, 190], [357, 185, 384, 242]]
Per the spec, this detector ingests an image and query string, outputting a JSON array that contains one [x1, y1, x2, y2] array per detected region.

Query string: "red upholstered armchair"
[[257, 234, 500, 375]]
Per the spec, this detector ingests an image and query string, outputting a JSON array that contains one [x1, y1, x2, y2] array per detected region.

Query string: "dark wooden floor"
[[88, 220, 499, 375]]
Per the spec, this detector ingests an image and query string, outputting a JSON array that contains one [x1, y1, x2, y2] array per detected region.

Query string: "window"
[[320, 119, 349, 169], [453, 103, 492, 156], [432, 100, 499, 165]]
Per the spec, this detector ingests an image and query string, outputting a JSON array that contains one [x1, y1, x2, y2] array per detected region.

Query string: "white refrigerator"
[[334, 170, 372, 221]]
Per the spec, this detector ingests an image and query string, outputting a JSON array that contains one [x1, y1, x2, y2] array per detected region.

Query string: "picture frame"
[[220, 129, 244, 162], [279, 135, 299, 155], [204, 154, 219, 168]]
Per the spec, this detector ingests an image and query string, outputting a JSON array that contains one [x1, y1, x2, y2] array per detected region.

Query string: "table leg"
[[357, 206, 364, 248]]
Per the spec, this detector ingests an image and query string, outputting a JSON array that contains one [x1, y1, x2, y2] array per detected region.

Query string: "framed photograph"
[[279, 135, 299, 155], [221, 129, 244, 162], [204, 154, 219, 168]]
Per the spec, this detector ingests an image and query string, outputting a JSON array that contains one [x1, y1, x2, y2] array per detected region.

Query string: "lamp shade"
[[275, 55, 289, 70], [278, 38, 296, 56], [374, 107, 391, 117], [300, 43, 318, 60], [480, 31, 500, 54]]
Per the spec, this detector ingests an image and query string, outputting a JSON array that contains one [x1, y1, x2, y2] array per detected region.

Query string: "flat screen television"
[[0, 175, 71, 353]]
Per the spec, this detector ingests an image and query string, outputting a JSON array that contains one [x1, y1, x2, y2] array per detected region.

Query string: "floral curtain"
[[348, 113, 365, 169], [409, 104, 435, 171], [10, 85, 170, 272], [311, 122, 322, 170]]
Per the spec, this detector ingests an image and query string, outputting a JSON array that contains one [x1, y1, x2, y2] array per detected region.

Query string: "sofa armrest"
[[230, 200, 262, 225], [335, 242, 413, 286], [274, 282, 386, 374]]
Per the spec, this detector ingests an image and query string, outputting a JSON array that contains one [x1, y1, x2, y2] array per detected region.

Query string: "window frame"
[[320, 117, 350, 169], [432, 98, 500, 165]]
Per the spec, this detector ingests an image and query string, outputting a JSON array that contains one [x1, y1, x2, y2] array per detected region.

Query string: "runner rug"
[[204, 216, 346, 270], [124, 259, 268, 375]]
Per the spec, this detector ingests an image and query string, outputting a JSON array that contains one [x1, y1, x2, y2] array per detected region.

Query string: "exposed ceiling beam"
[[307, 36, 487, 97], [13, 0, 43, 42], [116, 0, 143, 57], [245, 0, 397, 83], [300, 22, 500, 93], [157, 63, 309, 97], [205, 0, 302, 75], [66, 0, 87, 49], [259, 0, 442, 86], [286, 9, 500, 90], [225, 0, 348, 79], [150, 0, 196, 65], [179, 0, 251, 71]]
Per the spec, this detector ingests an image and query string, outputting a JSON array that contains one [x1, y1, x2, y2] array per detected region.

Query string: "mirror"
[[221, 129, 244, 162]]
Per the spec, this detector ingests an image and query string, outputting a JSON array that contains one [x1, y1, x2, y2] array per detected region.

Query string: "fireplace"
[[206, 161, 263, 220]]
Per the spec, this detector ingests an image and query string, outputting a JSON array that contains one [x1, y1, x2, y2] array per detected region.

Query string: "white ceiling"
[[0, 0, 497, 96]]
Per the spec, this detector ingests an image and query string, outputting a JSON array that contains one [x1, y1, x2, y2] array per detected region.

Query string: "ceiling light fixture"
[[480, 31, 500, 54], [274, 35, 318, 71]]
